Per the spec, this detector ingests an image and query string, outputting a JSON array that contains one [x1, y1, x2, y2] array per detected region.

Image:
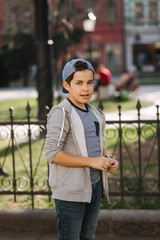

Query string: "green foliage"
[[0, 53, 10, 87], [0, 31, 35, 87], [69, 28, 84, 45], [1, 31, 35, 70], [52, 28, 84, 58]]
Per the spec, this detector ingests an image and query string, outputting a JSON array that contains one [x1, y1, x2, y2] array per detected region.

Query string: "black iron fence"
[[0, 100, 160, 208]]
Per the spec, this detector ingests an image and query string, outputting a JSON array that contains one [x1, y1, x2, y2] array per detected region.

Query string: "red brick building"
[[78, 0, 124, 72], [51, 0, 124, 72]]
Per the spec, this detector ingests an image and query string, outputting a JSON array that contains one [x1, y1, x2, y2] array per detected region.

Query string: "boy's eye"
[[75, 81, 93, 85]]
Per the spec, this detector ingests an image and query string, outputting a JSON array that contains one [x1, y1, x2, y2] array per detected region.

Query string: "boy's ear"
[[63, 81, 70, 92]]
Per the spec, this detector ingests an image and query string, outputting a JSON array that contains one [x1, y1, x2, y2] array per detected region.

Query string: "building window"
[[105, 44, 122, 71], [133, 45, 155, 72], [134, 2, 144, 24], [105, 0, 119, 24], [21, 8, 31, 32], [149, 2, 158, 24]]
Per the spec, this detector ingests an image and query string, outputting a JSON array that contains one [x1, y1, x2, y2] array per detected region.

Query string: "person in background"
[[95, 64, 111, 91]]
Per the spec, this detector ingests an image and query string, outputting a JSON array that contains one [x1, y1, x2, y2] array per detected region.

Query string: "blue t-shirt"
[[67, 99, 101, 184]]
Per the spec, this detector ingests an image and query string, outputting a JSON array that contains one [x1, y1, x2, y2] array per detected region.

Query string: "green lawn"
[[0, 99, 38, 121], [0, 97, 149, 121]]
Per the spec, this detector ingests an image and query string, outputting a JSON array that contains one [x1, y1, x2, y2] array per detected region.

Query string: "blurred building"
[[124, 0, 160, 75], [1, 0, 34, 40], [81, 0, 124, 73], [1, 0, 159, 76], [51, 0, 124, 73]]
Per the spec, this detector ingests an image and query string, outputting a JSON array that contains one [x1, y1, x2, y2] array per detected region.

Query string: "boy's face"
[[63, 69, 94, 109]]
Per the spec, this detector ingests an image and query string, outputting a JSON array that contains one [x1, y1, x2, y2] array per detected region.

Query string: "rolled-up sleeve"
[[45, 108, 70, 163]]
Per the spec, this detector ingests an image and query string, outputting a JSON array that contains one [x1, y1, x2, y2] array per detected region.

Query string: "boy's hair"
[[62, 58, 95, 93]]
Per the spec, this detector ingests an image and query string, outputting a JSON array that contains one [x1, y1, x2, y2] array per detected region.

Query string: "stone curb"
[[0, 209, 160, 238], [96, 209, 160, 237]]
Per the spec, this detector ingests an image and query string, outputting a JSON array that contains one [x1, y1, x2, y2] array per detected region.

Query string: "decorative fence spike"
[[98, 100, 104, 111], [9, 107, 14, 119], [118, 105, 122, 120], [136, 99, 141, 119], [26, 102, 31, 118], [156, 105, 159, 120], [136, 99, 142, 110]]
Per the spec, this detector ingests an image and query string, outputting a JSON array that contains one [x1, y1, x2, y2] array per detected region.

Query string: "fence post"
[[118, 105, 124, 202], [26, 103, 34, 209], [45, 105, 51, 202], [136, 100, 143, 195], [98, 100, 104, 111], [156, 105, 160, 194], [9, 107, 17, 202]]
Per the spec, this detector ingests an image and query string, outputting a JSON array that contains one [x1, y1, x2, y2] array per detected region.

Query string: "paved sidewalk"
[[0, 233, 57, 240], [1, 85, 160, 102], [1, 233, 160, 240], [105, 85, 160, 121], [1, 209, 160, 240], [0, 87, 38, 102]]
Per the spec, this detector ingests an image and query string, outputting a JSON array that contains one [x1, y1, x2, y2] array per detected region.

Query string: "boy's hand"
[[90, 156, 113, 171], [107, 159, 119, 174]]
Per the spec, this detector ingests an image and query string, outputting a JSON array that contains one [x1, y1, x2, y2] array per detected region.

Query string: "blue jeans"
[[54, 178, 102, 240]]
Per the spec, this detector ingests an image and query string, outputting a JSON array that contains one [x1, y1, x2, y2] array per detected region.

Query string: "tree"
[[52, 28, 84, 60], [34, 0, 53, 120], [0, 31, 35, 87]]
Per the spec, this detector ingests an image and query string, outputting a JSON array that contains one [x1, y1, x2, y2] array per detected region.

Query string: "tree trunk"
[[34, 0, 53, 120], [23, 68, 29, 87]]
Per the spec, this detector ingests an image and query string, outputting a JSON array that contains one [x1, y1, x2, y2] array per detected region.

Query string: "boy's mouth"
[[81, 94, 90, 98]]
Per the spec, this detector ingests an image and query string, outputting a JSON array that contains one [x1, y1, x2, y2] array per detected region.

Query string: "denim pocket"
[[91, 178, 103, 203]]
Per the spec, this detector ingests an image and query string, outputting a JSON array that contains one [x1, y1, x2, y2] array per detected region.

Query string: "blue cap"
[[62, 58, 95, 93]]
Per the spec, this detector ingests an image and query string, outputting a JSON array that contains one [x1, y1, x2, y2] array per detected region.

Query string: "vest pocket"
[[60, 167, 88, 192], [49, 163, 89, 192]]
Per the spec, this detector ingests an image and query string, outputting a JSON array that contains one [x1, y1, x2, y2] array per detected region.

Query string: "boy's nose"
[[82, 84, 89, 91]]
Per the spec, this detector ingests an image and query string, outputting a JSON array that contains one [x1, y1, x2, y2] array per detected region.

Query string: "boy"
[[45, 58, 118, 240]]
